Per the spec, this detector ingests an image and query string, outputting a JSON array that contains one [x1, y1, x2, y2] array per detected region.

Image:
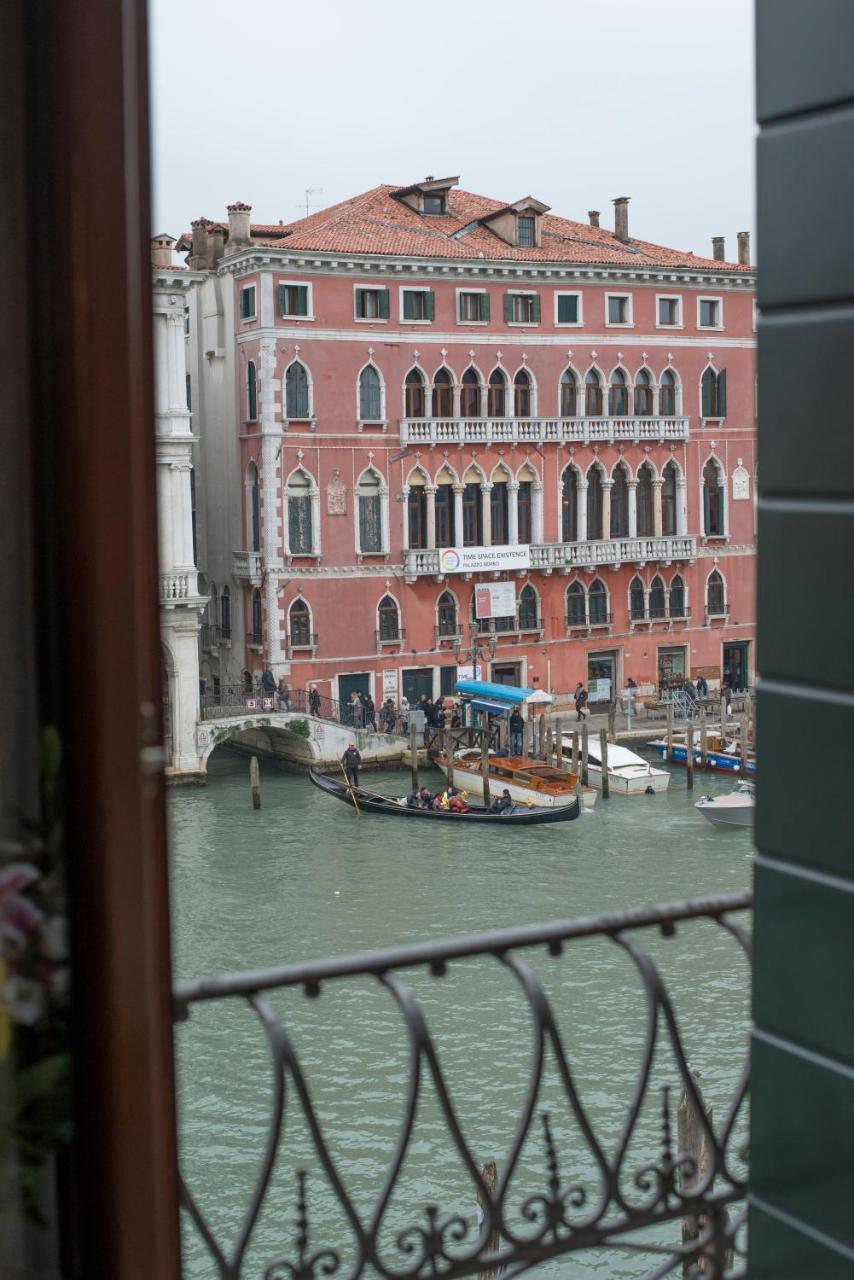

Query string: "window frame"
[[399, 287, 435, 324], [605, 292, 634, 328], [239, 283, 257, 322], [456, 288, 489, 325], [353, 284, 390, 323], [277, 280, 313, 320], [517, 214, 536, 247], [505, 290, 541, 327], [554, 291, 583, 327], [284, 360, 311, 421], [656, 294, 683, 329], [697, 295, 724, 330]]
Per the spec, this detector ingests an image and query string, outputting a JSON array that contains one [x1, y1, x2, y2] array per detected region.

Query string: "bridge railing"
[[200, 685, 408, 734]]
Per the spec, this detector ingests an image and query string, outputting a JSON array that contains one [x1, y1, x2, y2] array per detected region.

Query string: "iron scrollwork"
[[174, 891, 751, 1280]]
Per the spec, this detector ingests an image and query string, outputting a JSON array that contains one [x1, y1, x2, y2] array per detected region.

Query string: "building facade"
[[179, 180, 756, 711]]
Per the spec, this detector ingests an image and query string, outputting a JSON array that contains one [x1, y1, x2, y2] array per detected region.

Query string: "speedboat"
[[560, 734, 669, 795], [695, 781, 755, 830], [648, 729, 756, 775], [444, 748, 597, 810]]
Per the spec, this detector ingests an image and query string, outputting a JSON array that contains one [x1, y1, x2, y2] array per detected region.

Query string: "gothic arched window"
[[437, 591, 457, 637], [518, 583, 538, 630], [405, 368, 425, 418], [609, 369, 629, 416], [514, 368, 532, 417], [566, 581, 586, 626], [585, 369, 603, 416], [560, 368, 577, 418], [707, 570, 726, 616], [637, 463, 655, 537], [286, 470, 313, 554], [432, 368, 453, 418], [562, 468, 578, 542], [649, 575, 666, 619], [660, 369, 677, 416], [461, 368, 481, 417], [634, 369, 653, 415], [289, 598, 311, 647], [589, 579, 607, 625], [629, 576, 646, 621], [285, 361, 310, 419], [378, 594, 400, 641], [488, 368, 507, 417], [359, 365, 382, 421]]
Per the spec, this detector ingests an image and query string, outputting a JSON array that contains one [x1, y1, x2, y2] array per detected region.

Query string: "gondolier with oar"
[[341, 742, 362, 788]]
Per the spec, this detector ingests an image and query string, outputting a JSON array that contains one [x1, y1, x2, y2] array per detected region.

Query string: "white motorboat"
[[449, 748, 598, 810], [560, 735, 670, 795], [695, 782, 755, 830]]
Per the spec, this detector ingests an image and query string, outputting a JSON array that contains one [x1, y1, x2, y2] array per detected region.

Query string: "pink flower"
[[0, 863, 45, 954]]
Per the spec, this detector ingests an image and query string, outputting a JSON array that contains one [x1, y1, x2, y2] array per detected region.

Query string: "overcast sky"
[[149, 0, 756, 260]]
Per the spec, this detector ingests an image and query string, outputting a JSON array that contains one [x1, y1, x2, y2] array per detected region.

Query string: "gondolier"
[[341, 743, 362, 787]]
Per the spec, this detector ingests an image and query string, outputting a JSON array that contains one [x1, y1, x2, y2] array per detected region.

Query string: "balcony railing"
[[160, 570, 197, 602], [232, 549, 263, 584], [566, 610, 614, 630], [287, 632, 319, 659], [400, 415, 689, 447], [174, 890, 751, 1280], [376, 626, 406, 648], [405, 536, 695, 580]]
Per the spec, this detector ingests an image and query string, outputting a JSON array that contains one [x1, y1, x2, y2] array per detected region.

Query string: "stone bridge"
[[187, 711, 408, 781]]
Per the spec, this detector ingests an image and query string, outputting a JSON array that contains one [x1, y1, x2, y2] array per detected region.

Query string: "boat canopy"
[[469, 697, 512, 716], [455, 678, 534, 704]]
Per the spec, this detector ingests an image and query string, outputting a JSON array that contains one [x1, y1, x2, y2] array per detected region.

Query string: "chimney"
[[612, 196, 630, 243], [151, 233, 175, 268], [208, 224, 225, 265], [189, 217, 211, 269], [712, 236, 726, 262], [227, 201, 252, 249], [588, 210, 600, 228], [737, 230, 751, 265]]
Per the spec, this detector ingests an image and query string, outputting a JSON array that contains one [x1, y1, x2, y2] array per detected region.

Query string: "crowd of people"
[[403, 783, 515, 815]]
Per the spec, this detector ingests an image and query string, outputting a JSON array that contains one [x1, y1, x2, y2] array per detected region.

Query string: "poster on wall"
[[382, 670, 399, 701], [439, 545, 530, 574], [588, 678, 612, 703], [475, 581, 516, 619], [457, 664, 483, 681]]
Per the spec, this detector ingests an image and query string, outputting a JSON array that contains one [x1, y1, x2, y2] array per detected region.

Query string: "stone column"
[[601, 479, 613, 542], [481, 483, 493, 547], [426, 485, 437, 550], [676, 477, 688, 536], [508, 481, 520, 544], [653, 478, 664, 538], [259, 337, 284, 671], [532, 481, 544, 544], [628, 479, 638, 539], [401, 486, 410, 552], [453, 484, 465, 548], [577, 479, 589, 542]]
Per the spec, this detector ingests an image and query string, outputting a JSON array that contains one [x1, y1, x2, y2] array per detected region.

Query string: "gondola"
[[309, 769, 581, 824]]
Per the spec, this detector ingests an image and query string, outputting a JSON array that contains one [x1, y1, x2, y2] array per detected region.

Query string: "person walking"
[[399, 696, 410, 731], [509, 706, 524, 756], [276, 677, 291, 712], [574, 683, 589, 721], [261, 667, 276, 700], [341, 742, 362, 788], [696, 674, 708, 699], [363, 692, 377, 732], [349, 690, 364, 728], [308, 685, 321, 717]]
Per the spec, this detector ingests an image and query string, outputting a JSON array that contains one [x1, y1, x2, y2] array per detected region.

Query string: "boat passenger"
[[490, 789, 514, 814], [405, 788, 421, 808], [438, 785, 459, 810], [341, 743, 362, 788], [417, 786, 433, 808], [448, 790, 469, 813]]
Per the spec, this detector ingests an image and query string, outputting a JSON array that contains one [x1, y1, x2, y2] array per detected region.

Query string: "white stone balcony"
[[232, 550, 263, 585], [404, 535, 696, 580], [399, 415, 689, 447], [160, 570, 200, 603]]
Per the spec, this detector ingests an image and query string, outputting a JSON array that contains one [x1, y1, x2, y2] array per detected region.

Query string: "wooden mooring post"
[[677, 1070, 734, 1276], [571, 729, 579, 778], [409, 721, 419, 791], [607, 700, 616, 742], [599, 728, 610, 799], [556, 716, 566, 769], [476, 1159, 500, 1280], [699, 705, 708, 769], [480, 710, 491, 808], [581, 719, 589, 786], [686, 723, 694, 792], [524, 714, 534, 757], [739, 709, 750, 773], [445, 729, 455, 788], [250, 756, 261, 810], [666, 700, 674, 763]]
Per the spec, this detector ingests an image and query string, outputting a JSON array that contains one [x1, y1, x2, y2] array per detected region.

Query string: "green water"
[[169, 754, 752, 1278]]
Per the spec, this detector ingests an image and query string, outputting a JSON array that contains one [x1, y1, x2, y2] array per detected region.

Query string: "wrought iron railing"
[[174, 892, 751, 1280]]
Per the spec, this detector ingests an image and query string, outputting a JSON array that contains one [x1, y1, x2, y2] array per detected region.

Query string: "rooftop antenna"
[[299, 186, 324, 217]]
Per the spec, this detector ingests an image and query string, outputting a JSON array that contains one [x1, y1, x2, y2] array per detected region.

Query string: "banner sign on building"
[[438, 545, 531, 575], [457, 664, 483, 681], [382, 670, 399, 700], [475, 581, 516, 619]]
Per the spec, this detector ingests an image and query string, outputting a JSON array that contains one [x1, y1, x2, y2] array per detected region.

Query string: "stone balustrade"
[[231, 550, 263, 584], [400, 415, 689, 446], [404, 535, 695, 580]]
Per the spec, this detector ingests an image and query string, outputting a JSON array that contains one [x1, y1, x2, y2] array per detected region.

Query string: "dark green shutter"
[[531, 294, 541, 323], [558, 294, 577, 324], [504, 293, 514, 323], [296, 285, 308, 316], [718, 369, 727, 417], [355, 287, 364, 317], [717, 484, 725, 534], [479, 293, 490, 322], [403, 292, 415, 320], [278, 283, 287, 315], [425, 291, 435, 321], [703, 483, 710, 533], [378, 289, 390, 320], [701, 368, 713, 417]]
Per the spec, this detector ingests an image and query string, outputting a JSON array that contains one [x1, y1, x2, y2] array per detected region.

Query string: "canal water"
[[169, 753, 752, 1278]]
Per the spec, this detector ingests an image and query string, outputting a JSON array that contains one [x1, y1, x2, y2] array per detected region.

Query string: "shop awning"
[[455, 678, 534, 704], [469, 697, 512, 716]]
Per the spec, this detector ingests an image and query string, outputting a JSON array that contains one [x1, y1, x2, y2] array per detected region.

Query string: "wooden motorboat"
[[695, 781, 755, 829], [559, 734, 669, 795], [647, 730, 756, 775], [309, 769, 581, 824], [439, 750, 597, 810]]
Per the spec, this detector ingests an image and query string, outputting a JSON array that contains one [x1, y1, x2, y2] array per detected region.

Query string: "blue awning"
[[455, 678, 534, 704], [469, 697, 512, 716]]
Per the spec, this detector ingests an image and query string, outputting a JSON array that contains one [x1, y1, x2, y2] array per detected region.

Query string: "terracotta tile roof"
[[179, 185, 753, 271]]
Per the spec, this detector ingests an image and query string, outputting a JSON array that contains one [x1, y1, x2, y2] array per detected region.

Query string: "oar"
[[340, 762, 361, 817]]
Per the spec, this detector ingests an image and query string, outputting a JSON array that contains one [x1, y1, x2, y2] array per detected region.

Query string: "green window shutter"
[[703, 483, 711, 534], [479, 293, 490, 322], [504, 293, 514, 323], [296, 285, 308, 316], [278, 283, 287, 315], [531, 294, 541, 323], [558, 295, 577, 324], [425, 291, 435, 321], [718, 369, 728, 417], [403, 292, 415, 320], [701, 368, 713, 417], [355, 288, 364, 317], [378, 289, 390, 320]]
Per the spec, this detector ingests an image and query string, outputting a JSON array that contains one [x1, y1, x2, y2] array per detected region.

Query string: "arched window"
[[629, 576, 646, 621], [660, 369, 677, 417], [285, 361, 310, 419], [517, 476, 533, 544], [561, 468, 578, 542], [637, 463, 655, 537], [587, 467, 604, 540], [247, 360, 257, 422], [566, 581, 586, 626], [435, 475, 455, 547], [609, 368, 629, 417], [707, 570, 726, 616], [560, 368, 577, 418], [220, 585, 231, 641], [207, 583, 218, 645], [518, 584, 538, 631], [670, 574, 685, 618], [437, 591, 457, 637], [635, 369, 653, 416], [461, 368, 481, 417], [378, 594, 400, 641], [585, 369, 603, 416], [407, 480, 427, 550], [359, 365, 382, 421], [251, 588, 262, 645], [488, 367, 507, 417], [611, 466, 629, 538], [358, 469, 383, 553], [662, 461, 678, 535], [432, 367, 453, 418], [649, 574, 666, 619], [248, 462, 260, 552], [703, 460, 725, 536], [289, 598, 311, 647], [286, 470, 313, 554], [490, 475, 509, 544], [462, 480, 483, 546], [514, 368, 532, 417], [589, 579, 607, 625], [405, 368, 426, 418], [701, 366, 727, 418]]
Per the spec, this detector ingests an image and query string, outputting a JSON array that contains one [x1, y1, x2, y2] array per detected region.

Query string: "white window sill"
[[240, 317, 257, 324], [605, 322, 635, 329], [506, 321, 539, 328], [698, 326, 724, 333], [353, 317, 389, 324], [457, 320, 489, 326], [286, 551, 321, 560], [656, 323, 684, 330], [400, 318, 433, 325], [700, 418, 726, 426], [357, 419, 388, 431], [555, 322, 583, 328], [280, 313, 315, 322]]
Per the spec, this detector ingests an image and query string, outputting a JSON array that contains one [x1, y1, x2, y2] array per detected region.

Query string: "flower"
[[2, 974, 47, 1027], [0, 863, 45, 954]]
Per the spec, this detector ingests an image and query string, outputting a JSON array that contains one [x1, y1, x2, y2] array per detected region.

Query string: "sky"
[[149, 0, 756, 260]]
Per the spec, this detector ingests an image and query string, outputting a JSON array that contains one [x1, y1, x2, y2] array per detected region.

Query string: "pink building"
[[181, 179, 756, 711]]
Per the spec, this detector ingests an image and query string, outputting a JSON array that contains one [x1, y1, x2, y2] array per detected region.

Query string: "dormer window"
[[423, 194, 446, 216], [518, 215, 535, 247]]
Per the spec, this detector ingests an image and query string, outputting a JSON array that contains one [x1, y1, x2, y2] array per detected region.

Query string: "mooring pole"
[[678, 1069, 709, 1276], [409, 721, 419, 791], [250, 755, 261, 810], [571, 729, 579, 778], [607, 700, 616, 742], [686, 723, 694, 792], [581, 719, 589, 785], [476, 1160, 500, 1280], [666, 700, 674, 763], [699, 705, 708, 769], [480, 710, 491, 808], [599, 728, 610, 799]]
